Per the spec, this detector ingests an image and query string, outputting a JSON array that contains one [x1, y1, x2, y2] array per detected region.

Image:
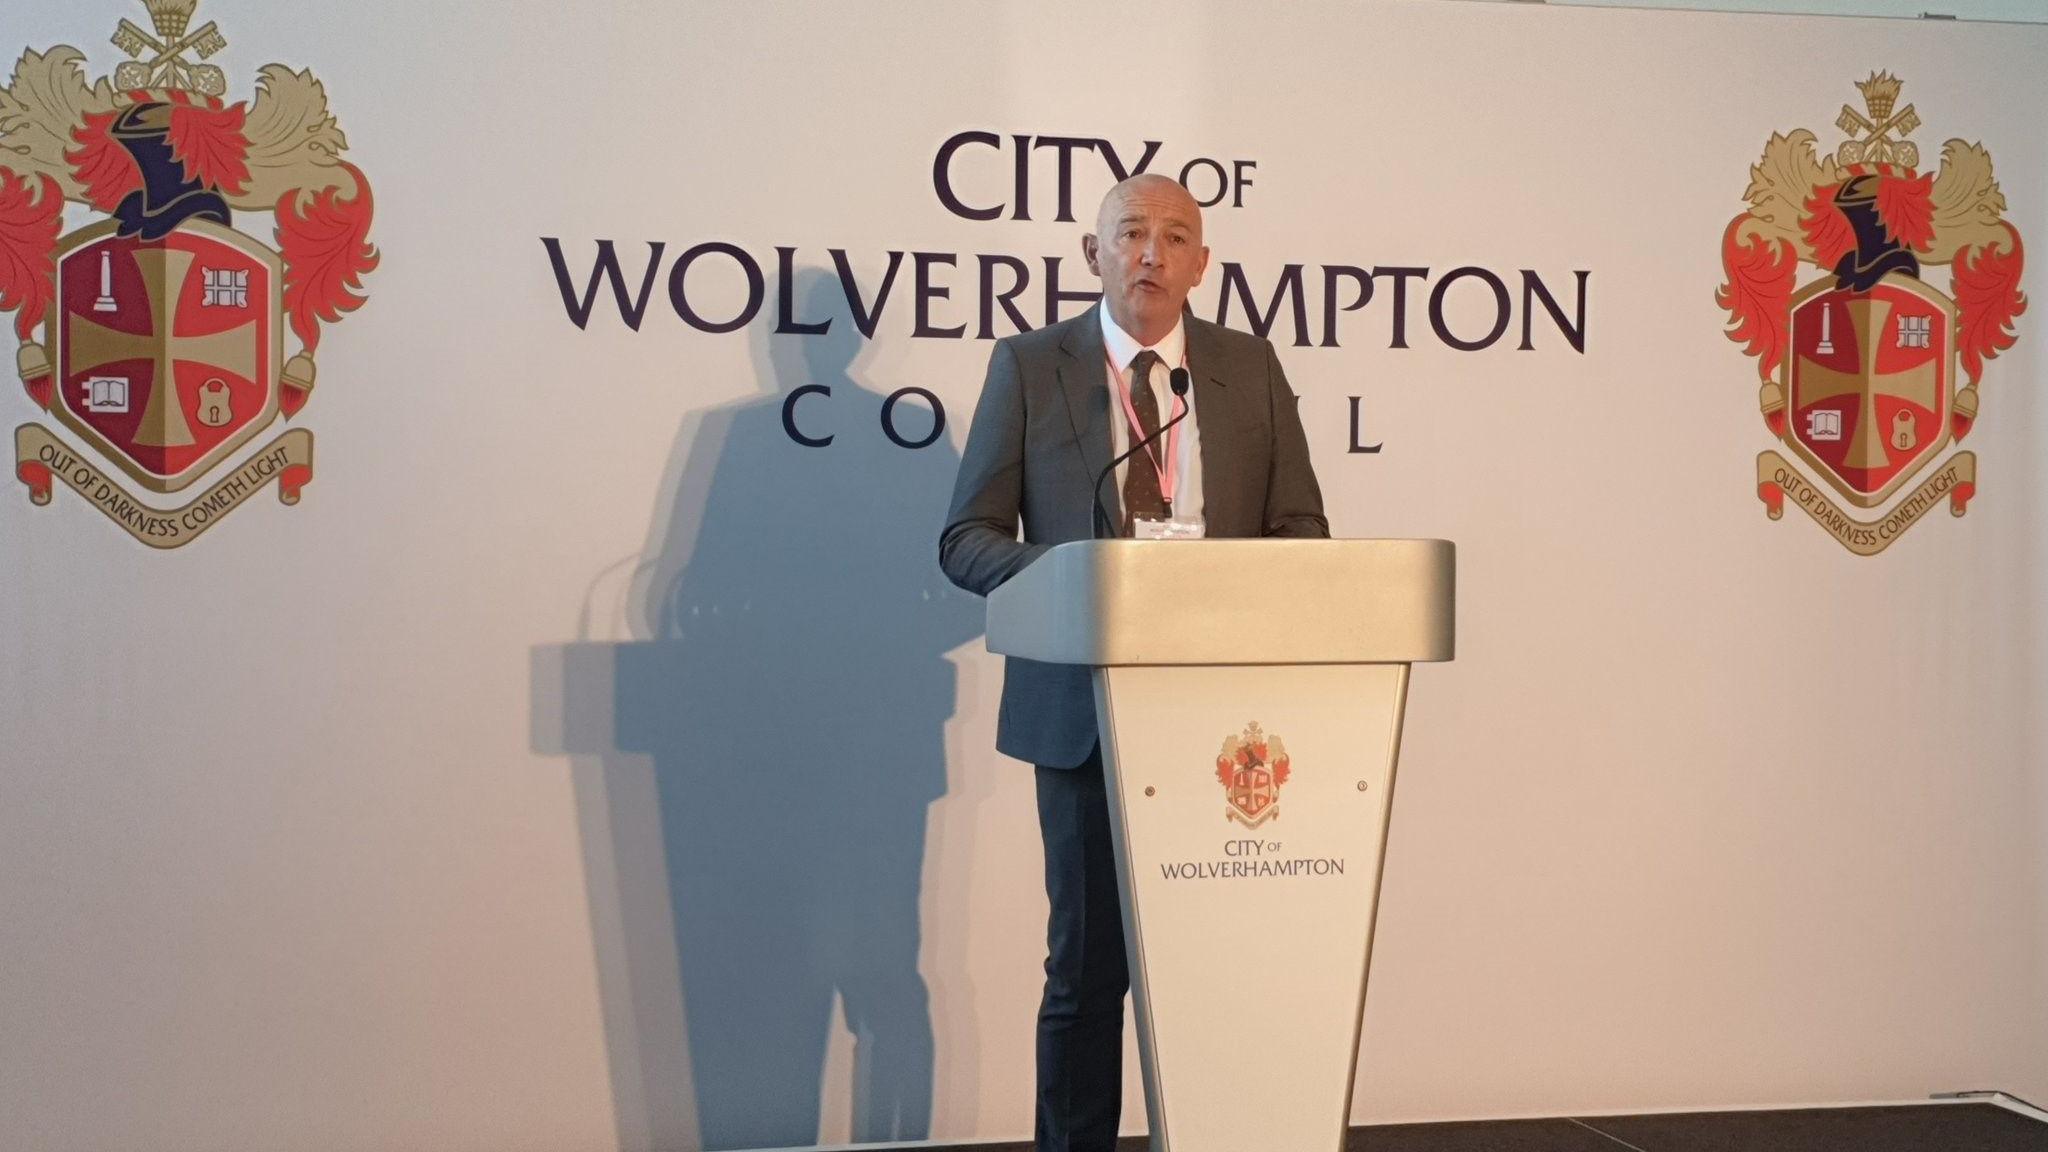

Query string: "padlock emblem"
[[198, 378, 233, 429], [1890, 408, 1916, 453]]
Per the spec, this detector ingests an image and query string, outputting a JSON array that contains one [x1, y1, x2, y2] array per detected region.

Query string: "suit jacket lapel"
[[1056, 305, 1117, 532], [1183, 317, 1243, 535]]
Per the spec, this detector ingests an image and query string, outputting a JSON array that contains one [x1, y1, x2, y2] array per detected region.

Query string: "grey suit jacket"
[[939, 304, 1329, 769]]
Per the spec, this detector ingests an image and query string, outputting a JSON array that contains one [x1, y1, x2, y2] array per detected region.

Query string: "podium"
[[986, 539, 1455, 1152]]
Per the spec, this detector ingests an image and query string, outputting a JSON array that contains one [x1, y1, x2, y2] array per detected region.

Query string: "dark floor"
[[951, 1103, 2048, 1152]]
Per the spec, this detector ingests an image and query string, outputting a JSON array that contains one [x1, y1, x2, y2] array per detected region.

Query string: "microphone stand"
[[1092, 367, 1192, 538]]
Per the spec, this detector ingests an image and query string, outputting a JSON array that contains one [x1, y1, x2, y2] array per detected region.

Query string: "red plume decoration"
[[166, 97, 251, 195], [1953, 222, 2027, 386], [1874, 171, 1936, 254], [1800, 185, 1854, 272], [277, 162, 379, 351], [66, 108, 141, 213], [0, 168, 63, 342], [1716, 216, 1796, 382]]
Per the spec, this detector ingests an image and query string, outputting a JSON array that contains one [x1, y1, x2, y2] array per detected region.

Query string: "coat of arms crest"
[[1215, 721, 1290, 828], [1, 0, 375, 547], [1718, 72, 2024, 555]]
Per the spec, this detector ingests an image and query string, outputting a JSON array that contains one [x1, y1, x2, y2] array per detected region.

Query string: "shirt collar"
[[1099, 306, 1186, 375]]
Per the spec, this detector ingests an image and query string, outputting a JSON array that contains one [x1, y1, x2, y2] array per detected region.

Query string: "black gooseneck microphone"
[[1092, 366, 1192, 538]]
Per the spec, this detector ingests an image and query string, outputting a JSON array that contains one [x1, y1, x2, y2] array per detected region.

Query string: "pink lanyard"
[[1104, 346, 1187, 509]]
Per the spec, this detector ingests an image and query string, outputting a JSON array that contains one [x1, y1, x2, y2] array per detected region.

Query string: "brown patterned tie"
[[1121, 349, 1166, 535]]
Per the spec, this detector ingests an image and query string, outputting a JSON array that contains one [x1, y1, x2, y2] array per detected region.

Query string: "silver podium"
[[987, 539, 1456, 1152]]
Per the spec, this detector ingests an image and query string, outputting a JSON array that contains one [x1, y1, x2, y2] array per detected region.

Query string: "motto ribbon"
[[1755, 449, 1974, 556], [15, 425, 314, 550]]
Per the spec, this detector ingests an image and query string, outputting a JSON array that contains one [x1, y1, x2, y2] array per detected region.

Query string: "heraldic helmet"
[[107, 102, 233, 241], [1828, 172, 1921, 293]]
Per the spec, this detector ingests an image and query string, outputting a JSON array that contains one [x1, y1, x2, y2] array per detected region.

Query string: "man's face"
[[1083, 177, 1210, 340]]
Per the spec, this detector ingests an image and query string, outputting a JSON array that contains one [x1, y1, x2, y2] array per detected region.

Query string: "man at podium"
[[939, 174, 1326, 1152]]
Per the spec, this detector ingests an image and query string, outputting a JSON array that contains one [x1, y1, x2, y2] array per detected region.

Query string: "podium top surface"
[[985, 539, 1454, 666]]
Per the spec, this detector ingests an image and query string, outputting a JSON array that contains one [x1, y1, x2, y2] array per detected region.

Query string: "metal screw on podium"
[[1356, 781, 1368, 791], [1144, 786, 1155, 797]]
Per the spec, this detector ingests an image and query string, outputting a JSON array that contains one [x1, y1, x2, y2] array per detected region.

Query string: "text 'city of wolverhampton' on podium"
[[987, 539, 1456, 1152]]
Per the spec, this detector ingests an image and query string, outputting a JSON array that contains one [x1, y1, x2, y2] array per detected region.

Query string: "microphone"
[[1093, 367, 1193, 538]]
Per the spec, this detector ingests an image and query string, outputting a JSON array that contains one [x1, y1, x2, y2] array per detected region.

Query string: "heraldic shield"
[[50, 219, 282, 494], [1786, 272, 1955, 508], [1216, 723, 1289, 828], [1228, 761, 1277, 824]]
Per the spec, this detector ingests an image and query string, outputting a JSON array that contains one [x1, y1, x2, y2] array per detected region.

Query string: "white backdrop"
[[2, 2, 2044, 1151]]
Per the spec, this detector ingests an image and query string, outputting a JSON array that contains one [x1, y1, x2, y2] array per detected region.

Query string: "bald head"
[[1093, 174, 1203, 241], [1083, 175, 1211, 345]]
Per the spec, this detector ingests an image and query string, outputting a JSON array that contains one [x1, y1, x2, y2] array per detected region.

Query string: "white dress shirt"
[[1098, 308, 1204, 523]]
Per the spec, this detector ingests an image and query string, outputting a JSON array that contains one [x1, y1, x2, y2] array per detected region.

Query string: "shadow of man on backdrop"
[[612, 269, 982, 1148]]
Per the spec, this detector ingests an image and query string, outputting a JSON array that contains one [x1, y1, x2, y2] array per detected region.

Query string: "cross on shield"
[[1785, 273, 1954, 508], [51, 220, 282, 493], [1228, 763, 1277, 823]]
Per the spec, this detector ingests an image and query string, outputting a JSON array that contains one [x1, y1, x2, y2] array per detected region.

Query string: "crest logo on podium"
[[1, 0, 377, 547], [1215, 721, 1290, 828], [1718, 72, 2025, 555]]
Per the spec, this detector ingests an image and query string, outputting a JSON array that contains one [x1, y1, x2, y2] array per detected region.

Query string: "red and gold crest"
[[1718, 72, 2024, 555], [2, 0, 376, 547], [1215, 721, 1290, 828]]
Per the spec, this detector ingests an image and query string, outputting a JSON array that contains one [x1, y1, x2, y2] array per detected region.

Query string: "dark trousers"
[[1034, 747, 1130, 1152]]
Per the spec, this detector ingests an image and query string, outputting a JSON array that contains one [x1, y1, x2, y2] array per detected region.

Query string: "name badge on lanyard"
[[1107, 346, 1205, 540], [1132, 515, 1205, 540]]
